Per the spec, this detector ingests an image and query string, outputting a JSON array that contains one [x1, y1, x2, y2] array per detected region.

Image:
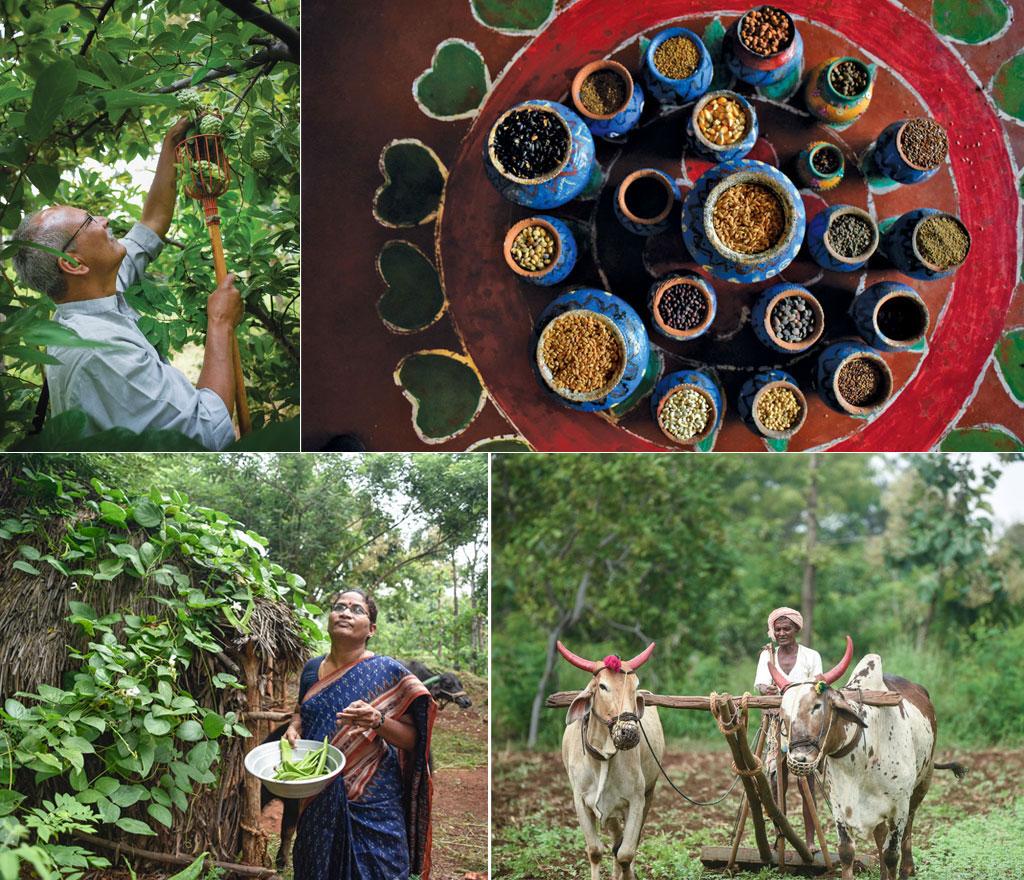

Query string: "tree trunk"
[[451, 549, 459, 661], [240, 644, 269, 868], [801, 453, 820, 648]]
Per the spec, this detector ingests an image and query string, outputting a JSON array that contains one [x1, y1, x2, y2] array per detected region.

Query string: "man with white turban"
[[754, 606, 822, 852]]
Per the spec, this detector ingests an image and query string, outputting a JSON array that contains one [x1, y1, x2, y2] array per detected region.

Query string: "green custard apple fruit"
[[251, 148, 270, 170], [177, 88, 203, 111], [199, 115, 223, 135]]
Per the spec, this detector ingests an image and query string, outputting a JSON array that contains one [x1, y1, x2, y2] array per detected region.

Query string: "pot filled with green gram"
[[244, 736, 346, 799]]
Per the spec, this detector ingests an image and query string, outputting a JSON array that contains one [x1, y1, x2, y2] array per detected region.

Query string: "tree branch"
[[246, 294, 297, 362], [216, 0, 299, 60], [79, 0, 116, 56], [155, 44, 294, 93]]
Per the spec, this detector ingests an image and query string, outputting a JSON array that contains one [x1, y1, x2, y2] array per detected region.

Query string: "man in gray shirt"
[[11, 118, 242, 450]]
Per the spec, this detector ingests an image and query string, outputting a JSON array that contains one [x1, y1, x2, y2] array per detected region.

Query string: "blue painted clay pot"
[[647, 273, 717, 341], [870, 119, 947, 185], [737, 369, 808, 440], [533, 289, 650, 412], [687, 90, 759, 163], [795, 141, 844, 192], [851, 282, 929, 352], [642, 28, 713, 105], [682, 159, 806, 282], [807, 205, 879, 272], [571, 60, 644, 142], [615, 168, 680, 236], [483, 100, 595, 209], [724, 8, 804, 86], [752, 284, 824, 353], [804, 56, 876, 130], [651, 369, 723, 445], [503, 215, 577, 287], [816, 342, 893, 416], [880, 208, 971, 281]]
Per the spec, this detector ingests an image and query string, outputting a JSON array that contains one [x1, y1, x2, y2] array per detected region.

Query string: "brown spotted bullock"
[[559, 641, 664, 880], [771, 637, 965, 880]]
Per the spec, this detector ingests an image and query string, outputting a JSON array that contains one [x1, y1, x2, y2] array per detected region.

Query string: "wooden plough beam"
[[546, 688, 899, 874]]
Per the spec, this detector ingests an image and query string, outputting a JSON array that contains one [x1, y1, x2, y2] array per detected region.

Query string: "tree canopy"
[[0, 0, 299, 449]]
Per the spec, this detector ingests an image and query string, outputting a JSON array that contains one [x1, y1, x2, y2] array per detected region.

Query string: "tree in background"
[[0, 0, 299, 447]]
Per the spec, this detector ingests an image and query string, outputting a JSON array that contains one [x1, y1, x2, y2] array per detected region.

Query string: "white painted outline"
[[393, 348, 488, 445], [372, 138, 449, 229], [412, 38, 492, 122], [991, 324, 1024, 407], [469, 0, 558, 38]]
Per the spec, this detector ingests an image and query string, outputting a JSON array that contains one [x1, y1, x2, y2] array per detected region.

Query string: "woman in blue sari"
[[286, 590, 435, 880]]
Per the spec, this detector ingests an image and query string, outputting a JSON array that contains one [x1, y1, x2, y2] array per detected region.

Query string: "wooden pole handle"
[[206, 215, 251, 436]]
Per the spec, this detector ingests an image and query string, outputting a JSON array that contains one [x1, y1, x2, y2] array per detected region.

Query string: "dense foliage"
[[0, 463, 313, 879], [492, 453, 1024, 748], [0, 0, 299, 448]]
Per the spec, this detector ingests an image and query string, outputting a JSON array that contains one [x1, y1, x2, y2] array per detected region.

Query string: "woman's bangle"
[[372, 710, 386, 730]]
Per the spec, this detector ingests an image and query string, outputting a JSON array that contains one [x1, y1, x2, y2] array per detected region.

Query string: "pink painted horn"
[[768, 652, 789, 691], [623, 642, 655, 672], [556, 640, 602, 674], [820, 635, 854, 685]]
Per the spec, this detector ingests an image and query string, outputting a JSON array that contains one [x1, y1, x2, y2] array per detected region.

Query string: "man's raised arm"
[[141, 117, 191, 239]]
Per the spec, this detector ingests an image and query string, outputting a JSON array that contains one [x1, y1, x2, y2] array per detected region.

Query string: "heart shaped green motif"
[[471, 0, 554, 33], [376, 241, 446, 333], [933, 0, 1008, 44], [414, 39, 490, 120], [993, 52, 1024, 121], [373, 139, 447, 228], [995, 328, 1024, 404], [940, 426, 1024, 452], [395, 350, 485, 444]]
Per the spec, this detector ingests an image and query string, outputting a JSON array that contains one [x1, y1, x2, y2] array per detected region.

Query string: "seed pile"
[[916, 216, 969, 269], [827, 213, 874, 258], [899, 118, 947, 169], [625, 176, 670, 219], [837, 358, 886, 407], [811, 147, 841, 174], [511, 225, 556, 271], [698, 96, 747, 146], [493, 109, 569, 179], [541, 312, 623, 394], [660, 387, 710, 441], [770, 295, 816, 343], [877, 297, 926, 341], [580, 70, 628, 115], [653, 36, 700, 79], [756, 386, 801, 432], [830, 60, 868, 97], [740, 7, 792, 56], [712, 183, 785, 254], [658, 283, 708, 331]]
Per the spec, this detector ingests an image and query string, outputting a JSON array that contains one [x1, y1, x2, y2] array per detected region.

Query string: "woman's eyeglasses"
[[63, 213, 96, 252], [331, 602, 367, 617]]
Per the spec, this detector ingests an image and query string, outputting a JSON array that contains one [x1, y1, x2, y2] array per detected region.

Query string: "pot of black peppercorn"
[[647, 272, 717, 341], [752, 283, 825, 353]]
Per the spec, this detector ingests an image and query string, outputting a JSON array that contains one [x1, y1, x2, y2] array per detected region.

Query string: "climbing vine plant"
[[0, 467, 319, 878]]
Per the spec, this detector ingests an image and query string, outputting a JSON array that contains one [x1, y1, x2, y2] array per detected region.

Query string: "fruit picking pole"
[[201, 196, 251, 435]]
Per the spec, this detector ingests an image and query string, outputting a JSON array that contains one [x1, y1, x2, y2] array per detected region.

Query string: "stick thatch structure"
[[0, 474, 308, 871]]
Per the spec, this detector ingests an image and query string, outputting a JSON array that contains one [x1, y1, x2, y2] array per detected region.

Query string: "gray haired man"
[[11, 118, 241, 450]]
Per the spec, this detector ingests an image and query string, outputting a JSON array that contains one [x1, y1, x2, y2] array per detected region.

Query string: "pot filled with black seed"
[[805, 55, 876, 128], [808, 205, 879, 272], [796, 141, 845, 191], [614, 167, 680, 236], [851, 281, 930, 352], [817, 342, 893, 416], [753, 283, 824, 353], [870, 117, 949, 185], [483, 100, 596, 209], [647, 272, 717, 340], [570, 59, 643, 140]]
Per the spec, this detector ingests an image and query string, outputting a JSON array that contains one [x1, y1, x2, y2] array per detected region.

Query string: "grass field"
[[493, 741, 1024, 879]]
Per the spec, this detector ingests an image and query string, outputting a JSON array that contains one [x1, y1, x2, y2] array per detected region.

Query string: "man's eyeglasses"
[[62, 213, 95, 253], [331, 602, 368, 617]]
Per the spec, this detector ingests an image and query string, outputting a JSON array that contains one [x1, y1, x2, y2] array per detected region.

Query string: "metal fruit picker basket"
[[244, 738, 346, 800], [175, 125, 252, 435]]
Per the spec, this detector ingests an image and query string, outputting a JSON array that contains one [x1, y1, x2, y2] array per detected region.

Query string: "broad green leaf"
[[131, 498, 163, 529], [202, 713, 226, 738], [147, 802, 173, 828], [116, 817, 155, 836], [94, 777, 120, 796], [166, 854, 207, 880], [110, 784, 148, 807], [99, 501, 127, 527], [144, 714, 172, 736], [4, 698, 27, 719], [12, 560, 40, 576], [176, 720, 204, 742], [26, 59, 79, 141], [25, 164, 60, 198]]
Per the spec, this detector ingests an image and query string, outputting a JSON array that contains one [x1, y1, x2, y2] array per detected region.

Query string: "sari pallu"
[[292, 656, 435, 880]]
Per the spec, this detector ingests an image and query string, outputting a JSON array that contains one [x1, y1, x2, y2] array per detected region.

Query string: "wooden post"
[[776, 751, 787, 872], [727, 717, 767, 871], [798, 775, 832, 872], [241, 644, 268, 868]]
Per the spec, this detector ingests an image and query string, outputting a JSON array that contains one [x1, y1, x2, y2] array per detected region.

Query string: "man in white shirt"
[[754, 606, 822, 852], [11, 118, 241, 450]]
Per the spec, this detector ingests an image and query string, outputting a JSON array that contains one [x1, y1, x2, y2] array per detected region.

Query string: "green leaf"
[[12, 560, 41, 576], [144, 714, 172, 736], [26, 59, 79, 141], [94, 777, 120, 796], [116, 817, 155, 836], [18, 544, 40, 561], [99, 501, 128, 527], [176, 720, 204, 742], [147, 802, 173, 828], [61, 735, 96, 754], [0, 790, 25, 817], [110, 785, 147, 808], [202, 713, 226, 738], [67, 602, 97, 620], [4, 698, 27, 719], [26, 164, 60, 198], [166, 854, 207, 880], [96, 795, 121, 824], [131, 498, 163, 529]]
